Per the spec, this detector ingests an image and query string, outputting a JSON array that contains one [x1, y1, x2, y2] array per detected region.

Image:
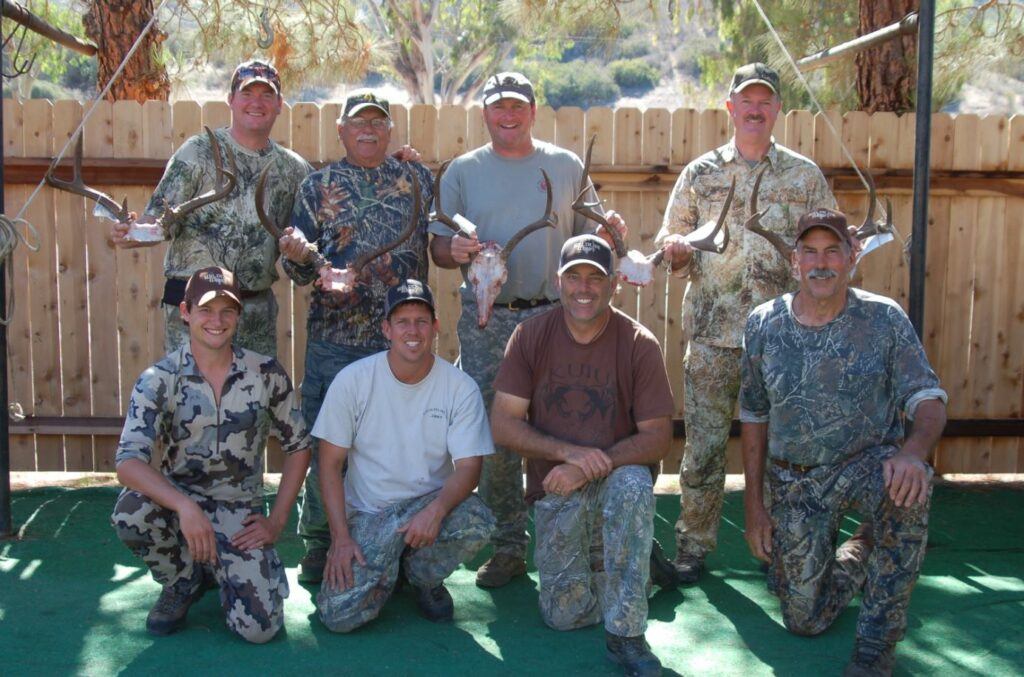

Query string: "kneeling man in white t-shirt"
[[314, 279, 496, 632]]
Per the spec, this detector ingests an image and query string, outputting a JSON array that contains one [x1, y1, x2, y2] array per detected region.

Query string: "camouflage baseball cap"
[[557, 234, 614, 276], [730, 62, 780, 95], [796, 207, 853, 247], [231, 59, 281, 96], [184, 267, 242, 308], [385, 279, 436, 318]]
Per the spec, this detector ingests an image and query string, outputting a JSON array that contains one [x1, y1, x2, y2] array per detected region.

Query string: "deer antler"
[[255, 164, 331, 270], [683, 177, 734, 254], [45, 132, 130, 222], [158, 127, 238, 230], [572, 134, 627, 256], [501, 169, 556, 261], [351, 171, 422, 272], [744, 165, 793, 261], [431, 160, 475, 239], [853, 172, 894, 240]]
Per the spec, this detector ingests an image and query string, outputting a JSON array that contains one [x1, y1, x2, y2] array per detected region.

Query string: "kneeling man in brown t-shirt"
[[491, 235, 674, 677]]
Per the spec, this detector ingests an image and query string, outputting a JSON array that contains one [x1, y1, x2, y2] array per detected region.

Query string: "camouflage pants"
[[458, 291, 554, 559], [675, 341, 742, 560], [297, 340, 380, 554], [111, 488, 289, 644], [769, 446, 931, 644], [163, 288, 278, 357], [534, 465, 654, 638], [317, 491, 495, 633]]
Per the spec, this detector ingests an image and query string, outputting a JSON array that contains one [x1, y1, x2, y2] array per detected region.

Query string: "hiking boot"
[[475, 553, 526, 588], [146, 575, 206, 636], [672, 552, 704, 585], [298, 548, 327, 584], [649, 539, 679, 589], [414, 583, 454, 622], [843, 638, 895, 677], [605, 631, 662, 676]]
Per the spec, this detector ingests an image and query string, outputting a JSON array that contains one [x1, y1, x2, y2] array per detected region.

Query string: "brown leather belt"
[[771, 458, 819, 474]]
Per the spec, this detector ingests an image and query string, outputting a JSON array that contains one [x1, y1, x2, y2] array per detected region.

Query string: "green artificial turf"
[[1, 485, 1022, 676]]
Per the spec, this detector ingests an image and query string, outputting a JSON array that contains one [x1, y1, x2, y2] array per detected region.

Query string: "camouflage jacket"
[[655, 140, 835, 348], [283, 157, 433, 350], [116, 344, 311, 504], [740, 288, 948, 467], [146, 127, 312, 292]]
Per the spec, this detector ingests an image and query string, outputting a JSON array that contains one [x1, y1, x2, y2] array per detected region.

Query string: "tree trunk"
[[83, 0, 169, 102], [856, 0, 917, 113]]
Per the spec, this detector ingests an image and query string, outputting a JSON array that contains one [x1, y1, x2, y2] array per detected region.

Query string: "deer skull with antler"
[[744, 164, 893, 261], [45, 127, 237, 243], [256, 165, 421, 295], [573, 135, 732, 287], [432, 160, 556, 328]]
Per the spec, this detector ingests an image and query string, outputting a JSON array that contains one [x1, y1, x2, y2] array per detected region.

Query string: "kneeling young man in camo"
[[740, 209, 947, 676], [314, 280, 496, 632], [491, 236, 675, 676], [111, 267, 311, 642]]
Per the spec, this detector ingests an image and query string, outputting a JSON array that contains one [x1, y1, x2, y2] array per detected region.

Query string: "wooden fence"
[[3, 99, 1023, 475]]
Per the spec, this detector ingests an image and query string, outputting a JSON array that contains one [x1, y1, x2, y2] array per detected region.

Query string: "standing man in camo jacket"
[[110, 60, 311, 357], [111, 267, 311, 642], [656, 62, 836, 583]]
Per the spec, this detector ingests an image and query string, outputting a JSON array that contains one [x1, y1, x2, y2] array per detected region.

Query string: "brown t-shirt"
[[494, 306, 675, 503]]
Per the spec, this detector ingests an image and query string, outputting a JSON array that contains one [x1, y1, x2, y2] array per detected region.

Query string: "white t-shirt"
[[312, 351, 494, 513]]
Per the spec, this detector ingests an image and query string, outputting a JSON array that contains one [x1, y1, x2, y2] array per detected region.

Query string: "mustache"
[[357, 134, 378, 142], [745, 115, 765, 122], [807, 268, 838, 280]]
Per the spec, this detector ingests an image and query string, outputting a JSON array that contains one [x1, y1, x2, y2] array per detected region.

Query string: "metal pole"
[[909, 0, 935, 338], [1, 96, 11, 538], [797, 12, 918, 73]]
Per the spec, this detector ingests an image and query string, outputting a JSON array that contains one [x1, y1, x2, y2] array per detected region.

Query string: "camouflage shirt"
[[283, 157, 433, 350], [146, 127, 312, 292], [116, 344, 311, 504], [739, 288, 948, 467], [655, 140, 835, 348]]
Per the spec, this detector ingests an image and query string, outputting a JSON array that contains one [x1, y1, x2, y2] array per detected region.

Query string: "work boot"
[[605, 631, 662, 676], [413, 583, 454, 622], [146, 574, 207, 636], [298, 548, 327, 584], [475, 553, 526, 588], [843, 638, 895, 677], [649, 539, 679, 589], [672, 552, 704, 585]]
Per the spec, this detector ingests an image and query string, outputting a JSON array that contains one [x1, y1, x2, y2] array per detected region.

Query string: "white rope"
[[0, 214, 40, 326], [13, 0, 172, 224]]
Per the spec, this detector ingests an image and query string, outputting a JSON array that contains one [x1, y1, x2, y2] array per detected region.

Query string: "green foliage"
[[4, 1, 92, 93], [29, 79, 70, 100], [609, 58, 660, 91], [529, 60, 620, 109]]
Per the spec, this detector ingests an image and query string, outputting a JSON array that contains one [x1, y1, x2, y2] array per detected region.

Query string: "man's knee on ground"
[[539, 578, 599, 631], [780, 602, 833, 637], [318, 605, 379, 634], [226, 606, 283, 644]]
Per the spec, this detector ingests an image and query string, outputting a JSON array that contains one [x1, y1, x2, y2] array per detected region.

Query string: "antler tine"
[[502, 169, 556, 261], [571, 134, 626, 256], [45, 132, 130, 222], [742, 166, 793, 261], [254, 164, 284, 240], [163, 127, 238, 226], [430, 160, 473, 238], [647, 248, 667, 267], [686, 177, 735, 254], [352, 171, 422, 272], [859, 170, 877, 236]]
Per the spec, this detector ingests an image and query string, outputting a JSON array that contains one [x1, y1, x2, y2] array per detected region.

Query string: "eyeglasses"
[[345, 118, 392, 130]]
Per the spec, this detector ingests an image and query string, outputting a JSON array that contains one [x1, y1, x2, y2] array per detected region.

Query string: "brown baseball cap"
[[184, 267, 242, 309], [796, 208, 853, 246]]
